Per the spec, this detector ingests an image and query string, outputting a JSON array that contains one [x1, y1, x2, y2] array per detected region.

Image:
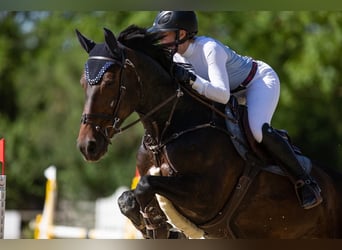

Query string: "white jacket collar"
[[181, 41, 195, 58]]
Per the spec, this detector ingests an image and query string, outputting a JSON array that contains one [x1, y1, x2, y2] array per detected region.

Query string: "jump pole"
[[0, 138, 6, 239], [34, 165, 57, 239]]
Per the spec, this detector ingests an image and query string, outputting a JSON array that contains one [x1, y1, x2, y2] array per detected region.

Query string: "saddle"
[[225, 96, 312, 176]]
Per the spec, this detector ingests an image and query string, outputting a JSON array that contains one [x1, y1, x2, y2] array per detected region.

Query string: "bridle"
[[81, 52, 138, 144], [80, 53, 184, 144]]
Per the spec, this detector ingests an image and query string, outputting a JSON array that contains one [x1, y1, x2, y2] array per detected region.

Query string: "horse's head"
[[76, 28, 141, 161]]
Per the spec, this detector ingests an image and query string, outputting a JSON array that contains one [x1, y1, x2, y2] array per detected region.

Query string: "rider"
[[148, 11, 323, 209]]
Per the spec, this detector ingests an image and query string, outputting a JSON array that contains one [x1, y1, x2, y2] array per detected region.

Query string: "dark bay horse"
[[76, 25, 342, 239]]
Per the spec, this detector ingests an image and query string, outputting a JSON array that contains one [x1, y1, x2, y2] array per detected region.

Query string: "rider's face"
[[160, 31, 176, 45]]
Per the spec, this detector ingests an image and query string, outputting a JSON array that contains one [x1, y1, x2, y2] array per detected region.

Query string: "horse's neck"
[[138, 77, 178, 139]]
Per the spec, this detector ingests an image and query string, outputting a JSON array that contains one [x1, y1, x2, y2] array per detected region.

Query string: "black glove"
[[172, 64, 196, 86]]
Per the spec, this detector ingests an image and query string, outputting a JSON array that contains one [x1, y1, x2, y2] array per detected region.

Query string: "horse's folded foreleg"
[[135, 175, 189, 239], [134, 174, 208, 239], [118, 189, 185, 239], [118, 189, 168, 238], [117, 189, 148, 238]]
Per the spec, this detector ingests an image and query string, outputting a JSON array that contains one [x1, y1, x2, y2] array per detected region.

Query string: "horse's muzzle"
[[77, 128, 108, 162]]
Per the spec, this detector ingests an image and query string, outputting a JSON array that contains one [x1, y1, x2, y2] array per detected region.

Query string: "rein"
[[180, 86, 235, 122], [119, 88, 183, 133]]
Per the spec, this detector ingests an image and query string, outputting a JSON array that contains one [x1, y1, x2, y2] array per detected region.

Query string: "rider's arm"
[[191, 41, 230, 104]]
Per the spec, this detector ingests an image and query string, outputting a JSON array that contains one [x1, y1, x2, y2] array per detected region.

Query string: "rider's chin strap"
[[161, 30, 190, 56], [173, 30, 181, 55]]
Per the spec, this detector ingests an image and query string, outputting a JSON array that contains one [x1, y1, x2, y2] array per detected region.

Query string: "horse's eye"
[[104, 80, 115, 86]]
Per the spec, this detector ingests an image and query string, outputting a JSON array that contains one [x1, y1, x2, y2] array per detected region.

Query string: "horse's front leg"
[[117, 189, 148, 238], [133, 179, 173, 239], [118, 142, 186, 239], [118, 188, 185, 239], [134, 174, 204, 238]]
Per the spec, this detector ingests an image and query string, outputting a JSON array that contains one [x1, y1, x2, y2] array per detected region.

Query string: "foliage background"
[[0, 11, 341, 210]]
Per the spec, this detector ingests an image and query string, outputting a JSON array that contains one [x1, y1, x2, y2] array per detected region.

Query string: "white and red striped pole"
[[0, 138, 6, 239]]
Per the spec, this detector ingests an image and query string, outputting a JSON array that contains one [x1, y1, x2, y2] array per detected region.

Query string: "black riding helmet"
[[148, 11, 198, 42]]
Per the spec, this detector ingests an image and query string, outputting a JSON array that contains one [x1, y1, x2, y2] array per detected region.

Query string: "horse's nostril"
[[87, 140, 97, 155]]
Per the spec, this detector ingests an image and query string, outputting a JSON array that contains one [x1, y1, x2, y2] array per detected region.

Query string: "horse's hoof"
[[168, 228, 187, 239]]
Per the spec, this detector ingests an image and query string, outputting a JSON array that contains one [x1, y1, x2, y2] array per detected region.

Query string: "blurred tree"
[[0, 12, 22, 121], [0, 11, 341, 210]]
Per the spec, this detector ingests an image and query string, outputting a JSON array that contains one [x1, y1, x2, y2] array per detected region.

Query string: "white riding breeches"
[[235, 60, 280, 143]]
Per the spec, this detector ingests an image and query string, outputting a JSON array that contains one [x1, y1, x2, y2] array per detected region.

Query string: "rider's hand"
[[172, 64, 196, 87]]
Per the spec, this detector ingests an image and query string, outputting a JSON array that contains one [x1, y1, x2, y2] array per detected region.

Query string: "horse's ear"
[[103, 27, 121, 56], [75, 29, 96, 53]]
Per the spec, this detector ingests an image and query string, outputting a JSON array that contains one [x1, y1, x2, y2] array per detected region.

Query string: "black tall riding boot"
[[261, 123, 323, 209]]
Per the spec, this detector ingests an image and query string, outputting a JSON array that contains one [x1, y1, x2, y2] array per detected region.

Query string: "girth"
[[199, 162, 260, 239]]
